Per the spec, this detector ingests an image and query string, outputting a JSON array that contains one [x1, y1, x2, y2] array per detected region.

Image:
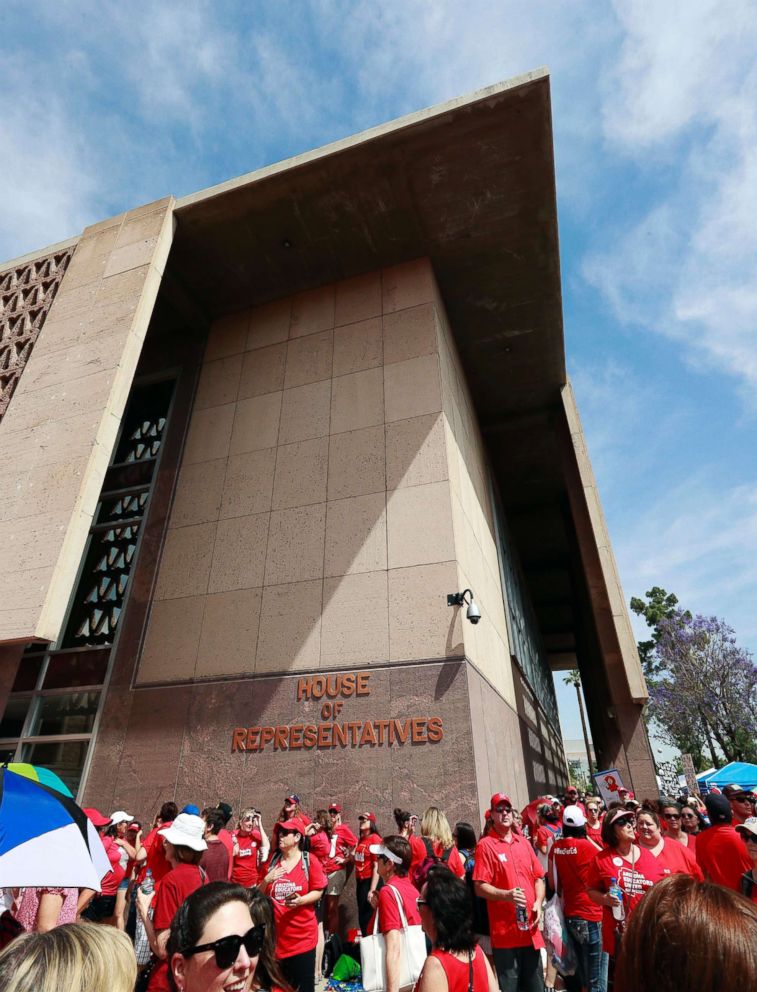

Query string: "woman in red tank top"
[[416, 867, 498, 992]]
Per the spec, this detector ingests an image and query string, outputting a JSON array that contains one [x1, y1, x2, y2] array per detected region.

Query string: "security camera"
[[447, 589, 482, 624], [466, 599, 481, 625]]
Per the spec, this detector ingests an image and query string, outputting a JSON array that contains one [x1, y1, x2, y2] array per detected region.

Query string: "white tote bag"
[[361, 884, 427, 992]]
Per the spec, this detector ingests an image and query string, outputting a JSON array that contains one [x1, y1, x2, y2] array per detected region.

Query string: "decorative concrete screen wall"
[[0, 199, 175, 644]]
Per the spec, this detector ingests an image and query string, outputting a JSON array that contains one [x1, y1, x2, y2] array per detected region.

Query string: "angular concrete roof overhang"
[[170, 67, 565, 419]]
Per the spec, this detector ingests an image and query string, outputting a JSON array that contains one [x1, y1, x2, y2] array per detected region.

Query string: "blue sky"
[[3, 1, 756, 757]]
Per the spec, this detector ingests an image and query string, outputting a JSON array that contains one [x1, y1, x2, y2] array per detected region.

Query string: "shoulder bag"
[[361, 883, 427, 992]]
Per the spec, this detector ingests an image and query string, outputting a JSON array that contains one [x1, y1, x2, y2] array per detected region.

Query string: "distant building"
[[564, 738, 597, 780], [0, 70, 657, 823]]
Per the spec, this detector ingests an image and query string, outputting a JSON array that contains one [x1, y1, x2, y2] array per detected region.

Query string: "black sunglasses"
[[663, 813, 681, 820], [417, 898, 429, 907], [182, 924, 265, 969], [615, 817, 635, 828]]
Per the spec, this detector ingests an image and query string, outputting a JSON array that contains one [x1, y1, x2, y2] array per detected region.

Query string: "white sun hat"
[[158, 813, 208, 851]]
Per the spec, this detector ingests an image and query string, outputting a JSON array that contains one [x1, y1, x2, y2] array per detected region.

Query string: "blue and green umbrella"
[[0, 766, 110, 888]]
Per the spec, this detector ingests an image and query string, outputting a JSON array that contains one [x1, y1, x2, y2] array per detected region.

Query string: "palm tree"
[[564, 669, 595, 777]]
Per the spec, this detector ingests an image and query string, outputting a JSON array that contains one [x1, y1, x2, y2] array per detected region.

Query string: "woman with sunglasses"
[[586, 807, 664, 962], [659, 801, 696, 852], [355, 812, 382, 936], [260, 818, 326, 992], [168, 882, 265, 992], [584, 800, 603, 848], [636, 806, 703, 880], [416, 866, 498, 992], [680, 802, 705, 837]]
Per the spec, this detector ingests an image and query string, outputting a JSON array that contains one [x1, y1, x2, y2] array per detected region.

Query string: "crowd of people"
[[1, 783, 757, 992]]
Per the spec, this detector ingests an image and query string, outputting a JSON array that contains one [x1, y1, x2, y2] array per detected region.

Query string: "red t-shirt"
[[99, 835, 126, 896], [417, 838, 466, 879], [308, 831, 331, 862], [369, 875, 421, 933], [696, 824, 752, 892], [409, 834, 427, 874], [142, 825, 172, 885], [652, 838, 704, 881], [535, 825, 560, 853], [268, 854, 327, 959], [472, 832, 545, 950], [218, 829, 234, 879], [322, 825, 357, 874], [148, 863, 206, 992], [232, 830, 263, 886], [354, 832, 381, 880], [585, 823, 603, 847], [587, 846, 664, 955], [549, 838, 602, 921], [429, 948, 489, 992]]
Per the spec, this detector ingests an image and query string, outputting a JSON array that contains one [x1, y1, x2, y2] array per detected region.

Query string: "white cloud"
[[584, 0, 757, 396], [0, 62, 99, 261]]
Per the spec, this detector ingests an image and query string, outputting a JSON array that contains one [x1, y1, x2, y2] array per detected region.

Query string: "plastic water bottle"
[[608, 877, 624, 922], [516, 904, 530, 930], [141, 869, 154, 895]]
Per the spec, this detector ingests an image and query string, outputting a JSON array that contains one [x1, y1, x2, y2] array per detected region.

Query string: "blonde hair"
[[420, 806, 454, 849], [0, 922, 136, 992]]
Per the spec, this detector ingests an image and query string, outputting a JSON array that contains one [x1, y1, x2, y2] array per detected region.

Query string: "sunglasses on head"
[[183, 924, 265, 969]]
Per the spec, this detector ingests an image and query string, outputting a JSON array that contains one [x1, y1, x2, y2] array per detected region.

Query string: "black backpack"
[[411, 837, 452, 887], [461, 850, 490, 937]]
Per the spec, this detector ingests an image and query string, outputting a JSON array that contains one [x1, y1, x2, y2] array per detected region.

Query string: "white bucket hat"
[[110, 810, 134, 825], [158, 813, 208, 851]]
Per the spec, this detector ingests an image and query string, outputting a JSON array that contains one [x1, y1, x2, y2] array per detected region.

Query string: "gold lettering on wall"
[[231, 671, 444, 752]]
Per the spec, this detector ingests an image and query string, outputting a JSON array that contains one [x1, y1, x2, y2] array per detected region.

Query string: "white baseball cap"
[[110, 810, 134, 825], [563, 804, 587, 828], [159, 813, 208, 851]]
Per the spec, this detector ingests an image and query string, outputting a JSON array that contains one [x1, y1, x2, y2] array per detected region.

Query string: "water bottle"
[[141, 869, 154, 895], [608, 877, 624, 922], [516, 904, 530, 930]]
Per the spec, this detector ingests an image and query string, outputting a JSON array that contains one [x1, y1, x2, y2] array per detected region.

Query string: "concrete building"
[[0, 70, 656, 827]]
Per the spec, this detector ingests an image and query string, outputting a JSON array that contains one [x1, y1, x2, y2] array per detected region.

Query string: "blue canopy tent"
[[697, 761, 757, 792]]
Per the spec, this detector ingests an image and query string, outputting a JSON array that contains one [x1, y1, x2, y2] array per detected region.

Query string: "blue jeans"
[[565, 917, 607, 992]]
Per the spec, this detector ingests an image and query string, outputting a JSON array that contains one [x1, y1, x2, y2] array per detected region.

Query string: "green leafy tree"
[[630, 586, 682, 680]]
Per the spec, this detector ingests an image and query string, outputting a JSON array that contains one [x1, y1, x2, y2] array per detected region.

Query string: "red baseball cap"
[[83, 807, 112, 828], [489, 793, 512, 809], [275, 818, 305, 834], [358, 811, 376, 823], [328, 803, 342, 813]]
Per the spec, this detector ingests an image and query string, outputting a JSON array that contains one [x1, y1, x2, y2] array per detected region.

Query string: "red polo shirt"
[[696, 824, 751, 891], [472, 831, 545, 950]]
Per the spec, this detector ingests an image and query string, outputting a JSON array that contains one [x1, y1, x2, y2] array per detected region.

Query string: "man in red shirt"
[[696, 793, 751, 891], [473, 792, 545, 992], [723, 784, 754, 826]]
